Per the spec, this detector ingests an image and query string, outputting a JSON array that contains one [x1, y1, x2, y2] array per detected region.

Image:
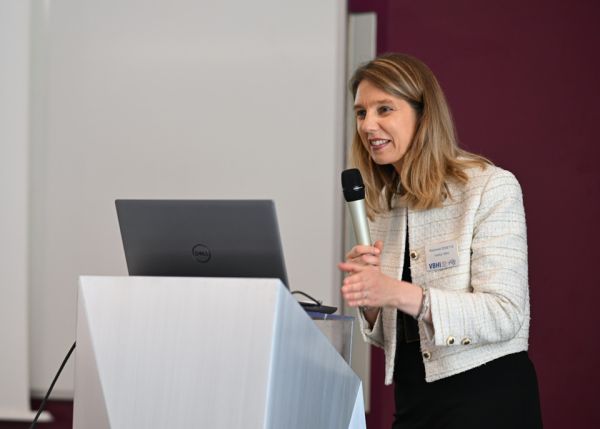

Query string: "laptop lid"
[[115, 199, 289, 287]]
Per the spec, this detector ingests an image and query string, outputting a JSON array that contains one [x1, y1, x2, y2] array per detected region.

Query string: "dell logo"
[[192, 244, 211, 263]]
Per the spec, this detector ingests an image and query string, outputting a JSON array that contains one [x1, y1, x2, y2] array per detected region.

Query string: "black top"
[[396, 227, 420, 344]]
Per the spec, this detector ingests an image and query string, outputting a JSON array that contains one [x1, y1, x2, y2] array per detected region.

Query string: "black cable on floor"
[[29, 341, 76, 429]]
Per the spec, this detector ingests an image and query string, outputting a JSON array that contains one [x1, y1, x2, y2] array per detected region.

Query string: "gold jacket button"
[[410, 251, 419, 260], [461, 338, 471, 345], [422, 351, 431, 360], [446, 336, 455, 345]]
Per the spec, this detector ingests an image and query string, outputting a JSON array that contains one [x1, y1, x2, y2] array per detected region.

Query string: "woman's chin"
[[370, 154, 404, 169]]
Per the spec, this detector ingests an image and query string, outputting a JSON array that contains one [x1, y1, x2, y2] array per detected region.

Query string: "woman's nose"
[[360, 112, 378, 133]]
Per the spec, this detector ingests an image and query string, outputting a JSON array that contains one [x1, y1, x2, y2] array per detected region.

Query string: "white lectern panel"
[[74, 277, 364, 428]]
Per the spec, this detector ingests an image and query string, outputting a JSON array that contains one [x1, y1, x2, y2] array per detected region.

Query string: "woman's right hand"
[[338, 240, 385, 326], [345, 240, 384, 267]]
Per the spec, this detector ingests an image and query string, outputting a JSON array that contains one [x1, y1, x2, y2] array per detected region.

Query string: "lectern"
[[73, 276, 365, 428]]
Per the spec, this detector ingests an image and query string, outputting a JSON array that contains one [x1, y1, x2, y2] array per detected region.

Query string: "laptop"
[[115, 200, 289, 287]]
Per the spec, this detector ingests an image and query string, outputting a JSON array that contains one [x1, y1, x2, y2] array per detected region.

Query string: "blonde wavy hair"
[[350, 53, 490, 215]]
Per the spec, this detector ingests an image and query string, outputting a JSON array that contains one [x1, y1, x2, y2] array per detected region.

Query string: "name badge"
[[425, 240, 459, 272]]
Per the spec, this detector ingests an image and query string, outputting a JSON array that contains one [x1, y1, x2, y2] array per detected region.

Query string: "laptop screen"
[[115, 199, 289, 287]]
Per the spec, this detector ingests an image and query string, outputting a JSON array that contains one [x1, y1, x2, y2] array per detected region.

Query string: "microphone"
[[341, 169, 372, 246]]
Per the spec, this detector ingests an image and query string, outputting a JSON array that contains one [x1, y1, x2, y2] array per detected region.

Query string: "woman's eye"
[[355, 110, 366, 119], [378, 106, 393, 114]]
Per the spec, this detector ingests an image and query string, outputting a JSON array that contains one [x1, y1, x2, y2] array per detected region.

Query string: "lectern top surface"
[[115, 199, 289, 287]]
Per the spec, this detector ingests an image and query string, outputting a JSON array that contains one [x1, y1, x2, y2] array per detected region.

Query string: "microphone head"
[[341, 168, 366, 202]]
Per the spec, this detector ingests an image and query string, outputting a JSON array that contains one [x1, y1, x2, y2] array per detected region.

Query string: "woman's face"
[[354, 79, 417, 172]]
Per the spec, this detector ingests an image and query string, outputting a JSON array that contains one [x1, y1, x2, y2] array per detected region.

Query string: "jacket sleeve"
[[357, 308, 385, 348], [427, 169, 529, 347]]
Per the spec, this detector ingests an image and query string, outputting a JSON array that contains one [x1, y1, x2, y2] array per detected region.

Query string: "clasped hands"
[[338, 240, 398, 309], [338, 240, 424, 318]]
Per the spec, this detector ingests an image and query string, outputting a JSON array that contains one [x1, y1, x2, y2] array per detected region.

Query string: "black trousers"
[[392, 342, 543, 429]]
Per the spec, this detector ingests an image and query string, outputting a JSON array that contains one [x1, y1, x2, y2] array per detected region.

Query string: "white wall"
[[0, 0, 33, 418], [27, 0, 347, 397]]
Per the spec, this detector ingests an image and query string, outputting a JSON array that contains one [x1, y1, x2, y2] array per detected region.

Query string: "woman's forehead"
[[354, 80, 403, 105]]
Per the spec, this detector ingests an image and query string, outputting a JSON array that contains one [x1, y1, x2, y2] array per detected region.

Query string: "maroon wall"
[[349, 1, 600, 427]]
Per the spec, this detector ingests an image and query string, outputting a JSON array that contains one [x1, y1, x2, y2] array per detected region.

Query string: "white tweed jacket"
[[358, 165, 530, 384]]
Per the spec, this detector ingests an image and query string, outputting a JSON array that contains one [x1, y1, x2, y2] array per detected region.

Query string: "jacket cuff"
[[357, 307, 384, 348], [429, 287, 472, 347]]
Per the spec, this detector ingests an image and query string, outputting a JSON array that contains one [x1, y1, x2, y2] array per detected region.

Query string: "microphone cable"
[[291, 290, 337, 315], [29, 341, 76, 429], [291, 290, 322, 306]]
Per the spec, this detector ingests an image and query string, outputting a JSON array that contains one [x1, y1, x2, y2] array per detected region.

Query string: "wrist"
[[394, 281, 424, 317], [415, 287, 430, 321]]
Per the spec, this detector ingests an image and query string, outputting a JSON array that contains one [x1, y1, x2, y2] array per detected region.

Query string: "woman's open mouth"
[[370, 139, 391, 151]]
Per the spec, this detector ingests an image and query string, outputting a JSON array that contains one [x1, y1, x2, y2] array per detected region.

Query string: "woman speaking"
[[338, 54, 542, 428]]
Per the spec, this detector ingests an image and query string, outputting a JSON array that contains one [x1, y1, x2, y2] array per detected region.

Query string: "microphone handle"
[[348, 199, 372, 246]]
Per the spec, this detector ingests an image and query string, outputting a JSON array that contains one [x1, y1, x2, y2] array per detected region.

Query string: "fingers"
[[341, 287, 370, 307], [374, 240, 384, 252], [341, 275, 362, 290], [343, 290, 371, 309], [345, 245, 381, 269], [349, 253, 380, 266], [345, 244, 381, 260], [337, 261, 367, 273], [345, 297, 369, 307], [344, 289, 368, 301], [341, 273, 369, 299]]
